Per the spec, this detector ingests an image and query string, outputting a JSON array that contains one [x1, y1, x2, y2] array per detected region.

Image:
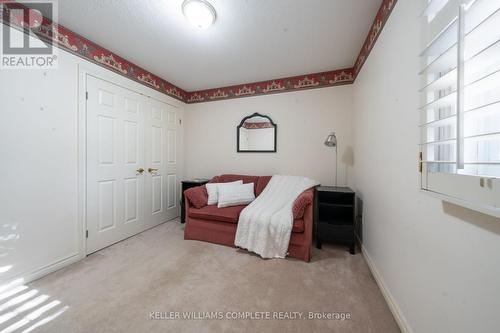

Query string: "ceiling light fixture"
[[182, 0, 217, 29]]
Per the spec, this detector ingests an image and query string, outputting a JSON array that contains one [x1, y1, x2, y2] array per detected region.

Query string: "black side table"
[[315, 186, 356, 254], [181, 179, 209, 223]]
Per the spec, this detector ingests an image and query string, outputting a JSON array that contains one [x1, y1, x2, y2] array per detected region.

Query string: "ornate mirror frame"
[[236, 112, 277, 153]]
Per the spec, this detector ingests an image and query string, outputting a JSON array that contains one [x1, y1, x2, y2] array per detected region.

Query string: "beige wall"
[[184, 86, 353, 186], [350, 0, 500, 332]]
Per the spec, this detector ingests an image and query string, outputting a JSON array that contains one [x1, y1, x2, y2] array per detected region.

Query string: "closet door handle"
[[148, 168, 158, 173], [136, 168, 145, 175]]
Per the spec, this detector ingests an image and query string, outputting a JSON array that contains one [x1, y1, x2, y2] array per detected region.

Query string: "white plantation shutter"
[[420, 0, 500, 214]]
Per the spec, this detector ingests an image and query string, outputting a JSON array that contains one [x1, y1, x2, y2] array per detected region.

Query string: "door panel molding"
[[85, 73, 181, 254], [79, 64, 182, 257]]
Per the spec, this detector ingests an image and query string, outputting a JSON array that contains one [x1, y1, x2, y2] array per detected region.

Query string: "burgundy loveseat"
[[183, 174, 315, 262]]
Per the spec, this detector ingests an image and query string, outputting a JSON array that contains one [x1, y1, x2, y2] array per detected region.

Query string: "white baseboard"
[[360, 243, 413, 333], [13, 252, 83, 285], [4, 217, 178, 286]]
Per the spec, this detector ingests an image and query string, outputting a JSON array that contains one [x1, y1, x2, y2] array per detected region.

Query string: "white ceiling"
[[57, 0, 382, 91]]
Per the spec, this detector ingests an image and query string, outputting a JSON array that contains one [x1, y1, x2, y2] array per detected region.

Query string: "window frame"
[[419, 0, 500, 217]]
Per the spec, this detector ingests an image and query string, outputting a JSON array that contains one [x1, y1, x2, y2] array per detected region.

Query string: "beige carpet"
[[7, 220, 400, 333]]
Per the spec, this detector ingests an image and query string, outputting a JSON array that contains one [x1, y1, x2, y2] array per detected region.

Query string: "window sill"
[[420, 189, 500, 219]]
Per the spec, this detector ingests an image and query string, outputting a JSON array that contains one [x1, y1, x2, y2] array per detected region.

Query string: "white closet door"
[[86, 75, 147, 254], [164, 102, 179, 220], [144, 98, 179, 227]]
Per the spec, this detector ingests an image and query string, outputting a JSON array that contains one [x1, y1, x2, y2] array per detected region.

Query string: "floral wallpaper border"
[[1, 0, 397, 103]]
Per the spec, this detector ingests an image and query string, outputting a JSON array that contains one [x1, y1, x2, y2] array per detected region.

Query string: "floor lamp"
[[324, 132, 337, 186]]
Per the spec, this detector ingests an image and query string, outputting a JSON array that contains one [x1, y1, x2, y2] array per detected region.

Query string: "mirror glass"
[[237, 113, 276, 152]]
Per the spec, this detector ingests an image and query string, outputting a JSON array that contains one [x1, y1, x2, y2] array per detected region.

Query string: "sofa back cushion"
[[209, 176, 220, 183], [255, 176, 272, 196], [218, 174, 259, 185], [216, 174, 260, 196], [209, 175, 309, 202]]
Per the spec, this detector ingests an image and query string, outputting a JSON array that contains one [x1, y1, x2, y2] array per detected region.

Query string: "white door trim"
[[78, 64, 182, 256]]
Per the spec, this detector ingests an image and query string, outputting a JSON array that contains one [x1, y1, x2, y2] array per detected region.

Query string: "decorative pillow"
[[184, 186, 208, 209], [206, 180, 243, 205], [217, 183, 256, 208], [292, 190, 313, 219]]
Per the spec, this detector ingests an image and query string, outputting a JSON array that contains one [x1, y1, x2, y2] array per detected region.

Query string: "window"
[[420, 0, 500, 215]]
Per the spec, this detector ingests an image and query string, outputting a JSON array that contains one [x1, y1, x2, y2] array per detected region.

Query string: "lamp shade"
[[324, 133, 337, 147]]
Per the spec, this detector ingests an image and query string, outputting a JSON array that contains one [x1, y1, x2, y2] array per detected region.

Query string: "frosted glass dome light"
[[182, 0, 217, 29]]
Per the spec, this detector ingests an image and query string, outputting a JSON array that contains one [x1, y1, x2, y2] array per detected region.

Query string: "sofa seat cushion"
[[188, 206, 304, 233], [188, 205, 247, 223], [292, 219, 305, 233]]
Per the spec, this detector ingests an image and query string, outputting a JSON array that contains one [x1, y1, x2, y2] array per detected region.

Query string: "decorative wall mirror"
[[237, 113, 277, 153]]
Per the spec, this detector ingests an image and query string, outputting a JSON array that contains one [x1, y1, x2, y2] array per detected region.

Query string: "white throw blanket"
[[234, 175, 319, 259]]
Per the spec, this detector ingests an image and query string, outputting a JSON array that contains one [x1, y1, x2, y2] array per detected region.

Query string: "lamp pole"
[[324, 132, 338, 187], [335, 146, 338, 187]]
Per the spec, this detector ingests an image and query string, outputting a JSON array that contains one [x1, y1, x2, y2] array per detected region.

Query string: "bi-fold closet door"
[[86, 75, 178, 254]]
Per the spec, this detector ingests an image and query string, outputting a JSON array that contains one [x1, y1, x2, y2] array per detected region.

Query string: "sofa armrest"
[[293, 188, 314, 219], [184, 191, 193, 217], [184, 185, 208, 208], [294, 188, 314, 262]]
